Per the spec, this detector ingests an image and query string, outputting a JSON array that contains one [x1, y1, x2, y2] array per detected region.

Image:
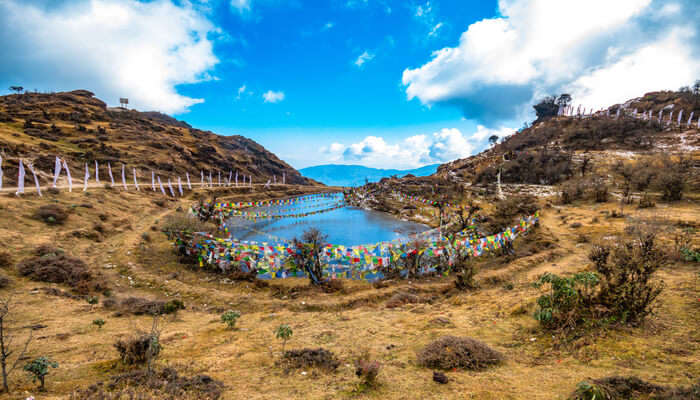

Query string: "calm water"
[[226, 204, 430, 246]]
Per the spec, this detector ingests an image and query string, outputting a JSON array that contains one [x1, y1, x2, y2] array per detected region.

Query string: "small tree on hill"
[[287, 228, 328, 285], [556, 93, 572, 108], [533, 96, 559, 120], [488, 135, 499, 146], [8, 87, 22, 95], [0, 298, 32, 393], [23, 356, 58, 392]]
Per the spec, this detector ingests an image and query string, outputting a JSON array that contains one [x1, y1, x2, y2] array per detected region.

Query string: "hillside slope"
[[0, 90, 313, 186], [299, 163, 439, 187]]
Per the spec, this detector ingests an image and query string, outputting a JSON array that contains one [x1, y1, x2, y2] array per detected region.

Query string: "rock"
[[433, 371, 448, 384]]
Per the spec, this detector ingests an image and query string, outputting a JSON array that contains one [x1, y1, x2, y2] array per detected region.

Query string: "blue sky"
[[1, 0, 699, 169]]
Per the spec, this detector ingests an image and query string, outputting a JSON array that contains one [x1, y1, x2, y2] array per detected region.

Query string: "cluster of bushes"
[[34, 204, 68, 225], [533, 231, 665, 334], [484, 195, 538, 235], [476, 149, 574, 185], [569, 376, 700, 400], [559, 177, 609, 204], [615, 156, 690, 203], [17, 246, 107, 294], [103, 296, 184, 316]]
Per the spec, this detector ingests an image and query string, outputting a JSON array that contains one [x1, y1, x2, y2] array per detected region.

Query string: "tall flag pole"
[[108, 163, 115, 186], [83, 163, 89, 192], [16, 159, 25, 195], [63, 159, 72, 192]]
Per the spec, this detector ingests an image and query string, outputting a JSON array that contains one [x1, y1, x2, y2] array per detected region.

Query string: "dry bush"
[[277, 348, 340, 372], [0, 251, 12, 269], [354, 351, 381, 387], [161, 213, 216, 235], [34, 204, 68, 225], [417, 336, 503, 370], [385, 292, 422, 308], [0, 275, 10, 289], [569, 376, 700, 400], [17, 251, 106, 294], [486, 195, 538, 234], [71, 367, 224, 400], [559, 181, 585, 204], [476, 150, 574, 185], [105, 297, 184, 316], [114, 334, 160, 365], [654, 157, 689, 202]]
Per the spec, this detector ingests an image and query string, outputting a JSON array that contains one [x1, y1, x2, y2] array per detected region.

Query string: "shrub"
[[71, 367, 225, 400], [654, 157, 689, 201], [417, 336, 503, 370], [0, 275, 10, 289], [0, 251, 12, 268], [114, 334, 161, 365], [24, 356, 58, 391], [275, 324, 293, 352], [592, 179, 609, 203], [277, 348, 340, 372], [87, 296, 99, 305], [354, 352, 381, 388], [385, 292, 422, 308], [111, 297, 184, 316], [93, 319, 105, 329], [220, 310, 240, 329], [569, 376, 700, 400], [286, 228, 328, 285], [533, 232, 666, 332], [638, 194, 655, 209], [17, 251, 105, 294], [161, 213, 215, 236], [559, 181, 584, 204], [486, 195, 538, 234], [34, 204, 68, 225]]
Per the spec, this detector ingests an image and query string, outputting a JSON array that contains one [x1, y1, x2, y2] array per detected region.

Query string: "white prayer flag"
[[108, 163, 115, 186], [658, 110, 663, 122], [0, 155, 3, 191], [186, 172, 192, 190], [615, 108, 620, 119], [83, 163, 89, 192], [235, 171, 238, 186], [201, 170, 204, 188], [265, 179, 271, 188], [133, 168, 139, 191], [63, 160, 72, 192], [16, 159, 25, 195], [228, 170, 232, 187], [121, 164, 127, 190], [28, 163, 41, 197], [52, 157, 61, 188], [208, 171, 213, 187], [283, 173, 285, 185], [274, 175, 276, 184], [677, 110, 683, 125], [157, 176, 166, 196], [218, 171, 221, 187], [95, 160, 99, 184], [669, 110, 674, 125], [178, 177, 183, 196], [151, 171, 156, 191], [688, 112, 694, 127], [167, 178, 175, 197], [250, 175, 252, 187]]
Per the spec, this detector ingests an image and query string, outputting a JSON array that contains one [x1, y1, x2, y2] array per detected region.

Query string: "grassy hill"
[[0, 90, 313, 187]]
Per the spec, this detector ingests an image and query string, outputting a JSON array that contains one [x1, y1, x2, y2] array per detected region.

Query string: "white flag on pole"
[[108, 162, 115, 186], [677, 110, 683, 125], [121, 164, 127, 190], [186, 172, 192, 190], [283, 173, 285, 185], [95, 160, 99, 184], [688, 111, 694, 127], [177, 177, 183, 196], [265, 179, 271, 189], [133, 168, 139, 191], [218, 171, 221, 187], [16, 159, 25, 195], [167, 178, 175, 197], [228, 170, 232, 187], [151, 171, 156, 191], [208, 171, 213, 187], [658, 110, 663, 122], [83, 163, 89, 192], [157, 176, 166, 196], [235, 171, 238, 186], [201, 170, 204, 188], [28, 163, 41, 197], [52, 156, 61, 188], [274, 175, 276, 184], [669, 110, 674, 125], [63, 160, 72, 192]]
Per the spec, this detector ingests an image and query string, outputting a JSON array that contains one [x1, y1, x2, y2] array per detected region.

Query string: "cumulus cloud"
[[320, 126, 513, 169], [428, 22, 443, 38], [230, 0, 251, 13], [262, 90, 285, 103], [0, 0, 219, 114], [354, 51, 375, 68], [236, 84, 247, 100], [402, 0, 700, 126]]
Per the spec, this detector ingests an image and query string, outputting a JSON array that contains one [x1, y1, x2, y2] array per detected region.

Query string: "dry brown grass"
[[0, 185, 696, 399]]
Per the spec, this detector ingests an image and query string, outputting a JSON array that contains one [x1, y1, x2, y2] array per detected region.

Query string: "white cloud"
[[323, 22, 335, 30], [402, 0, 700, 126], [230, 0, 251, 13], [263, 90, 285, 103], [0, 0, 219, 114], [320, 126, 513, 169], [354, 51, 375, 68], [236, 84, 247, 100], [415, 1, 432, 17], [428, 22, 443, 37]]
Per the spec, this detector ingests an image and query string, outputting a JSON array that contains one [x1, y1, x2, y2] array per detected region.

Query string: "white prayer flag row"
[[558, 103, 700, 128], [0, 156, 291, 197]]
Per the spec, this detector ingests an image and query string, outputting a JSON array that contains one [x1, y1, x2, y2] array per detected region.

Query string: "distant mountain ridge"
[[300, 164, 439, 187]]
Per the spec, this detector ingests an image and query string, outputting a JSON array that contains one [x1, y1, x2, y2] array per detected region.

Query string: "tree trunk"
[[0, 319, 7, 393]]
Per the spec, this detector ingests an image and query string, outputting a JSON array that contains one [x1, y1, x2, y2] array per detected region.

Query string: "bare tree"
[[0, 297, 32, 393], [8, 87, 23, 95]]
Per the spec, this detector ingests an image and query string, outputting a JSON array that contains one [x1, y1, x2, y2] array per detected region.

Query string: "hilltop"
[[299, 163, 439, 187], [0, 90, 313, 186]]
